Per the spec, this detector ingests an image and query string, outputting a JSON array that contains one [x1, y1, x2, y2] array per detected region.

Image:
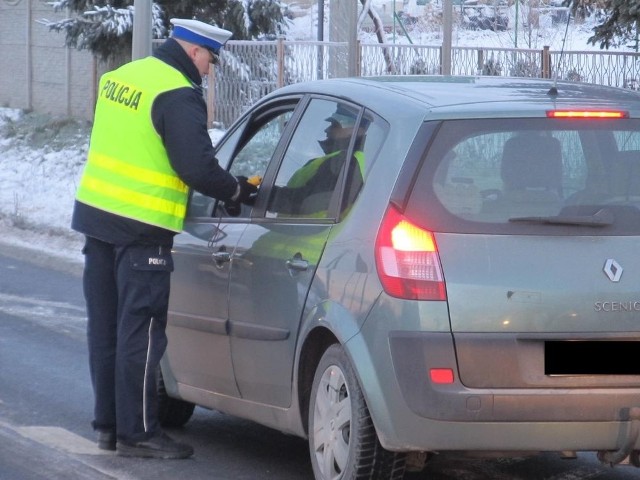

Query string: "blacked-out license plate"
[[545, 341, 640, 375]]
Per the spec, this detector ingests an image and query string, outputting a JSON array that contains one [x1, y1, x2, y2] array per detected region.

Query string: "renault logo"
[[603, 259, 623, 282]]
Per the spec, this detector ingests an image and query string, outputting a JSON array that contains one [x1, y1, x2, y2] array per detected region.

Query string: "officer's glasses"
[[202, 47, 220, 65]]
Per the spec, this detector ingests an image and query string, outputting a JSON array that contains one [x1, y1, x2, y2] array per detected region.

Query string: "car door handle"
[[211, 251, 231, 263], [286, 254, 309, 272]]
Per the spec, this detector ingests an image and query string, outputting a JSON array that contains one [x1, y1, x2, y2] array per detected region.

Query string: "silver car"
[[159, 76, 640, 479]]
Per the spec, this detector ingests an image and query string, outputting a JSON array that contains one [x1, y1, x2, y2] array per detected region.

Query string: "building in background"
[[0, 0, 100, 121]]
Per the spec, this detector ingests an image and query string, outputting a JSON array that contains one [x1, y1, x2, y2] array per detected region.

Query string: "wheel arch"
[[296, 300, 365, 436], [297, 326, 337, 436]]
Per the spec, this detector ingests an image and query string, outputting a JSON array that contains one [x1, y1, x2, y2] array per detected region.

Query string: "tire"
[[156, 368, 195, 428], [308, 344, 406, 480]]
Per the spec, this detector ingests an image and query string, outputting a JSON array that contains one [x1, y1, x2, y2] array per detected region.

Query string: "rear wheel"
[[157, 368, 195, 428], [308, 344, 406, 480]]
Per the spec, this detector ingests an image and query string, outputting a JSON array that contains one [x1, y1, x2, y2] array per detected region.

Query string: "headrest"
[[501, 133, 563, 191], [170, 18, 232, 54], [610, 150, 640, 196]]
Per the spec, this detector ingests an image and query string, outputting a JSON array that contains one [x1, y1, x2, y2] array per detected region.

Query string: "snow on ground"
[[0, 5, 630, 270], [0, 111, 89, 268], [0, 109, 225, 270]]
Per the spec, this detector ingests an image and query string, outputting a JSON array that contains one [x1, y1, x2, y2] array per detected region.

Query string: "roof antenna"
[[548, 6, 572, 97]]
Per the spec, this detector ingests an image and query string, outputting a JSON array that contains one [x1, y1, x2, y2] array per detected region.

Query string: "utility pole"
[[514, 0, 519, 48], [132, 0, 152, 60], [329, 0, 357, 77], [393, 0, 397, 44], [348, 0, 358, 76], [317, 0, 324, 79], [317, 0, 324, 42], [442, 0, 452, 75]]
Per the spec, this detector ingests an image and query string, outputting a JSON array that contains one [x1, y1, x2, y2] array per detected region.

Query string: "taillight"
[[546, 110, 628, 119], [375, 205, 446, 301]]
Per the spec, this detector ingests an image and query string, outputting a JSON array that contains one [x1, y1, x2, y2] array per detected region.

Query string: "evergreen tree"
[[564, 0, 640, 49], [156, 0, 286, 40], [42, 0, 286, 61]]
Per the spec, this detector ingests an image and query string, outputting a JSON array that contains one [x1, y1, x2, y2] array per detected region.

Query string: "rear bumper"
[[351, 301, 640, 451], [389, 332, 640, 422]]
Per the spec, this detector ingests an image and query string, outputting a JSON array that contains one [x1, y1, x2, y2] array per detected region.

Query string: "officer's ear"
[[175, 38, 200, 62], [184, 43, 201, 63]]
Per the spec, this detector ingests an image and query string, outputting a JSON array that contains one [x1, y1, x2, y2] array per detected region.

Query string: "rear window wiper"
[[508, 208, 614, 227]]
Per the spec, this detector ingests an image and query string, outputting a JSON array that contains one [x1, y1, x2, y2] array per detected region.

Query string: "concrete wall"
[[0, 0, 98, 120]]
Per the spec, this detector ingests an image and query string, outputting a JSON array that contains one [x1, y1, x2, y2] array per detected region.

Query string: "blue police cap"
[[170, 18, 232, 55]]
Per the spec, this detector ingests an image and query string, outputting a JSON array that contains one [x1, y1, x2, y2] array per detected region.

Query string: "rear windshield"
[[408, 118, 640, 235]]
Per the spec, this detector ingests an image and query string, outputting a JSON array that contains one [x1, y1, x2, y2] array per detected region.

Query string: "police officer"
[[72, 19, 257, 459]]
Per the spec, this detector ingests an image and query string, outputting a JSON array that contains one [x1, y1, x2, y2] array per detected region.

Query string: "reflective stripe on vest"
[[76, 57, 192, 232]]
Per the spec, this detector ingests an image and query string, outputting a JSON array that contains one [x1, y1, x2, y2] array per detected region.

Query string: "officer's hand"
[[235, 176, 259, 205]]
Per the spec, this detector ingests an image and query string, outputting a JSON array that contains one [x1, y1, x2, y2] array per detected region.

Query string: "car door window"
[[339, 110, 385, 219], [266, 99, 361, 219], [186, 106, 295, 220], [186, 120, 247, 218]]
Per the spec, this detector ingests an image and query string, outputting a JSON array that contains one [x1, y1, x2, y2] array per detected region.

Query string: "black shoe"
[[116, 432, 194, 459], [96, 429, 116, 451]]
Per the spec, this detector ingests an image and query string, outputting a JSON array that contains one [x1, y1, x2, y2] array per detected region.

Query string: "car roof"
[[270, 76, 640, 120]]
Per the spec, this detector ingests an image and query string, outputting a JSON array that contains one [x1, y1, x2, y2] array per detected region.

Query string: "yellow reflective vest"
[[283, 149, 365, 218], [287, 150, 365, 189], [76, 57, 193, 232]]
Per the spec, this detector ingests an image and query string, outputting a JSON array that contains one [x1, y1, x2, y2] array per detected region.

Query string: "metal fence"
[[207, 39, 640, 128]]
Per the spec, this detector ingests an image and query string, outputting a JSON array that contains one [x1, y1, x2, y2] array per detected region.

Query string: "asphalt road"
[[0, 242, 639, 480]]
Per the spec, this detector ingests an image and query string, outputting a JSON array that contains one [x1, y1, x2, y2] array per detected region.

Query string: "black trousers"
[[82, 236, 173, 442]]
